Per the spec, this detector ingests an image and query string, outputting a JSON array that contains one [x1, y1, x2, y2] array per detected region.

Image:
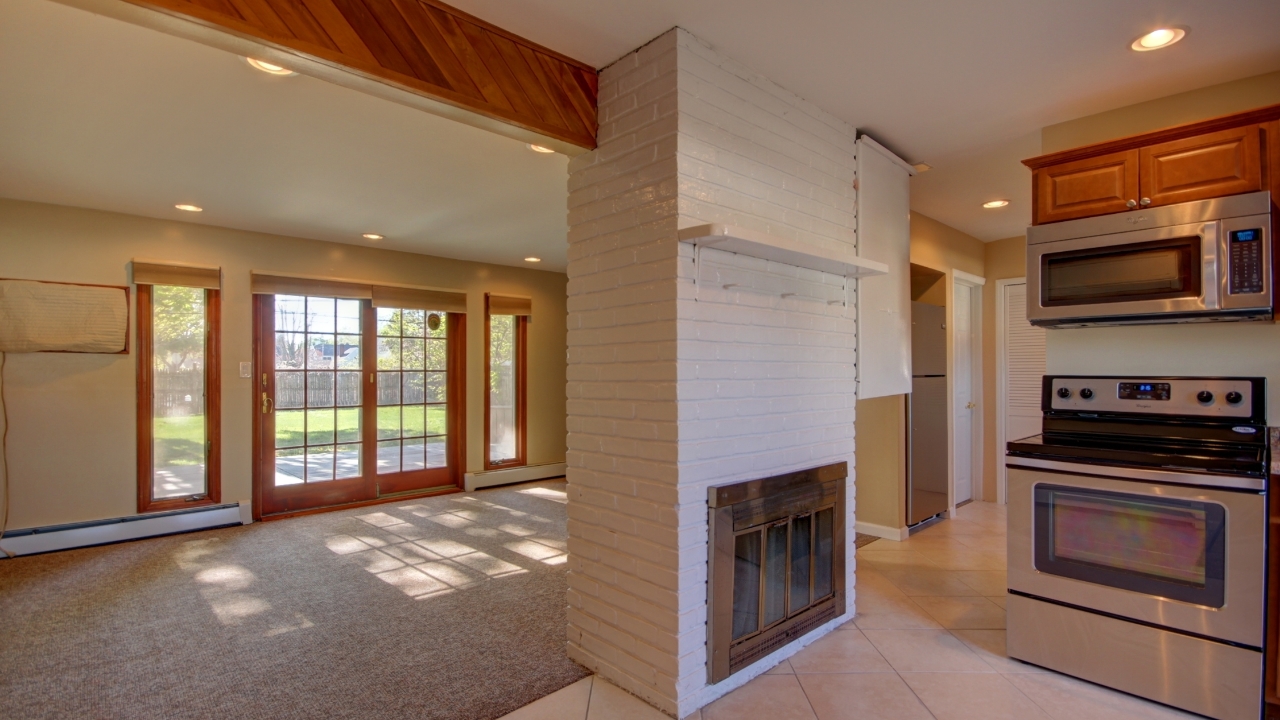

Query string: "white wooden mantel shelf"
[[677, 224, 888, 278]]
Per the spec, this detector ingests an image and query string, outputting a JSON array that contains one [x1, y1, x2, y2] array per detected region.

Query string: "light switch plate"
[[239, 362, 252, 378]]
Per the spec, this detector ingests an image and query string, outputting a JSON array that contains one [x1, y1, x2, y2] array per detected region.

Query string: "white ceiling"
[[3, 0, 1280, 265], [0, 0, 571, 270]]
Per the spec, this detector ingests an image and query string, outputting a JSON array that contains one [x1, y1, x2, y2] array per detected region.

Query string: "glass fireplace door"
[[1033, 484, 1226, 607]]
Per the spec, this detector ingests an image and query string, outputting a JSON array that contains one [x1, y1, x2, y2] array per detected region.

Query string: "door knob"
[[966, 401, 977, 409], [1139, 197, 1152, 206], [1126, 199, 1138, 208], [261, 392, 274, 414]]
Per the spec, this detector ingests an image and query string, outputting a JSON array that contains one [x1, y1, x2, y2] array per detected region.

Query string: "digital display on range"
[[1118, 382, 1171, 401]]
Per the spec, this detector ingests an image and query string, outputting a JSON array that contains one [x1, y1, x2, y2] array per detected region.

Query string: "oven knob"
[[1197, 390, 1214, 404], [1079, 388, 1093, 399], [1226, 391, 1244, 404], [1057, 387, 1072, 399]]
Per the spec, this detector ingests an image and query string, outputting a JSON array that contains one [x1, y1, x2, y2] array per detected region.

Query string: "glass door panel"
[[1033, 484, 1226, 607], [373, 307, 450, 493], [151, 285, 208, 500]]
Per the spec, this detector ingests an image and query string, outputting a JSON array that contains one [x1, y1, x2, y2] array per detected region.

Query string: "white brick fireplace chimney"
[[565, 28, 861, 718]]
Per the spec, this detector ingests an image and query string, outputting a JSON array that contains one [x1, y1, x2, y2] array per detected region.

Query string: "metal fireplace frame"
[[706, 462, 847, 683]]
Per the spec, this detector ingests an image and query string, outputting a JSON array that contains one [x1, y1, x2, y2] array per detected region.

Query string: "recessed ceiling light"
[[246, 57, 296, 75], [982, 200, 1010, 209], [175, 204, 203, 212], [527, 144, 555, 153], [362, 233, 384, 240], [524, 257, 542, 263], [1131, 27, 1187, 52], [912, 163, 932, 173]]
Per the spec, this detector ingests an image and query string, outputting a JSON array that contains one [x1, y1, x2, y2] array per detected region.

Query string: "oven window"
[[1042, 236, 1201, 307], [1033, 484, 1225, 607]]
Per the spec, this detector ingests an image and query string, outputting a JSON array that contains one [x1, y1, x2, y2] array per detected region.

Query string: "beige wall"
[[979, 236, 1027, 500], [1041, 70, 1280, 153], [0, 198, 567, 529], [1041, 73, 1280, 423], [853, 394, 905, 530]]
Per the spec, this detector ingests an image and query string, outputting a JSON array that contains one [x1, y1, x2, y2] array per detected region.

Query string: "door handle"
[[261, 392, 274, 414], [1126, 199, 1138, 208], [966, 401, 977, 409], [1139, 197, 1152, 206]]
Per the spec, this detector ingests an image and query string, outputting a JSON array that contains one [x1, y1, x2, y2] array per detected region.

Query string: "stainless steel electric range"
[[1006, 375, 1269, 720]]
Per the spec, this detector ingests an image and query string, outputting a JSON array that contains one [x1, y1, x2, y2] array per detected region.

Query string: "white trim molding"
[[464, 462, 567, 492], [0, 504, 245, 557], [856, 520, 909, 542]]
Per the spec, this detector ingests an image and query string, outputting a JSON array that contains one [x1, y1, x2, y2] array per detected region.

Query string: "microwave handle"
[[1201, 222, 1220, 311]]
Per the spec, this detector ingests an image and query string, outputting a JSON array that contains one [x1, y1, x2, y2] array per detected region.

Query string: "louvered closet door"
[[1003, 283, 1046, 450]]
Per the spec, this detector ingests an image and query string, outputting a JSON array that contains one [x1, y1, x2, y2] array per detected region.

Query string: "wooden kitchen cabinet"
[[1033, 150, 1139, 224], [1139, 126, 1262, 208], [1024, 103, 1280, 225]]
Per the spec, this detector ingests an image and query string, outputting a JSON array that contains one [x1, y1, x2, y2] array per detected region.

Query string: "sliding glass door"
[[254, 294, 463, 517]]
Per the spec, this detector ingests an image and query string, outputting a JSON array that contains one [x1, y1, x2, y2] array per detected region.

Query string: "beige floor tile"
[[877, 567, 985, 597], [952, 570, 1006, 596], [987, 595, 1007, 609], [915, 547, 1006, 571], [765, 659, 794, 675], [586, 678, 671, 720], [856, 550, 938, 571], [1006, 672, 1202, 719], [949, 629, 1045, 674], [911, 596, 1006, 629], [901, 672, 1051, 720], [854, 591, 945, 630], [701, 674, 818, 720], [854, 569, 909, 598], [797, 673, 933, 720], [680, 712, 701, 720], [952, 536, 1008, 554], [860, 628, 994, 673], [787, 627, 893, 673], [497, 676, 592, 720]]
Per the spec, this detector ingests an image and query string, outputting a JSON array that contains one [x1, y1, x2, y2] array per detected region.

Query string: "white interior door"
[[999, 281, 1047, 503], [952, 283, 973, 504]]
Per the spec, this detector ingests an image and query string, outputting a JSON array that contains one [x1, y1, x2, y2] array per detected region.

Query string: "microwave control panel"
[[1229, 228, 1264, 295]]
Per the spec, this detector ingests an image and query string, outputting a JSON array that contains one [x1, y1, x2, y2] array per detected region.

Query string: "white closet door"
[[953, 283, 973, 504], [1004, 283, 1046, 447]]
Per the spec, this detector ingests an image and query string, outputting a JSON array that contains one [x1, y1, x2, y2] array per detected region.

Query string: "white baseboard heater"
[[0, 503, 249, 557], [464, 462, 566, 492]]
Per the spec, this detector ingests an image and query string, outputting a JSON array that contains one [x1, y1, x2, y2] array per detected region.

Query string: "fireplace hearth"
[[706, 462, 847, 683]]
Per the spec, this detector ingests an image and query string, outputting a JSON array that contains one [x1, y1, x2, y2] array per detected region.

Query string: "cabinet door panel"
[[1034, 150, 1139, 224], [1139, 126, 1262, 208]]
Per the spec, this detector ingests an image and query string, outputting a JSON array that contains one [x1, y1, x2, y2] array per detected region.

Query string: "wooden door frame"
[[949, 269, 985, 510], [994, 278, 1026, 506]]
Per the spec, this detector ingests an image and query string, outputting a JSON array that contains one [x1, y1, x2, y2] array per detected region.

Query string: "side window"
[[485, 295, 527, 469]]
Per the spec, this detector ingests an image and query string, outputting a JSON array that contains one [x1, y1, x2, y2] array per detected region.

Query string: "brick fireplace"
[[564, 28, 861, 717]]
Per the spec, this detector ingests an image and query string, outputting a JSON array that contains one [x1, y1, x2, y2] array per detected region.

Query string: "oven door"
[[1028, 221, 1219, 325], [1007, 463, 1265, 647]]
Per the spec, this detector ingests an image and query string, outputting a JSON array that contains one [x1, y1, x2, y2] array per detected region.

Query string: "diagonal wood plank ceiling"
[[120, 0, 598, 147]]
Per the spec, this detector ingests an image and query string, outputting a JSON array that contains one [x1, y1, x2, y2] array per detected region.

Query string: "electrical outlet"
[[239, 362, 252, 378]]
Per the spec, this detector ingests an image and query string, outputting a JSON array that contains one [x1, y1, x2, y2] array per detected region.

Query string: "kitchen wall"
[[1041, 70, 1280, 154], [855, 212, 986, 534], [1041, 73, 1280, 421], [980, 235, 1026, 500], [0, 198, 568, 529]]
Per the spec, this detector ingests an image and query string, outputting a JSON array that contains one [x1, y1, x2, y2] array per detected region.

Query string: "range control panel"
[[1229, 228, 1265, 295], [1049, 377, 1256, 418]]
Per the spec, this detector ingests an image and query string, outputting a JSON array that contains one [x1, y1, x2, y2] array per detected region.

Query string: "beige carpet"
[[0, 480, 588, 720]]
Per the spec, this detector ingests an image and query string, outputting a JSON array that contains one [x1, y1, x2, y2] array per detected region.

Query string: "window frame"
[[483, 294, 528, 470], [136, 283, 221, 513]]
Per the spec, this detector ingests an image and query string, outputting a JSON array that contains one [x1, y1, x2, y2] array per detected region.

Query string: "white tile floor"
[[498, 501, 1203, 720]]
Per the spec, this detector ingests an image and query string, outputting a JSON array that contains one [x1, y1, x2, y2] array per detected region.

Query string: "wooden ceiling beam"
[[55, 0, 597, 151]]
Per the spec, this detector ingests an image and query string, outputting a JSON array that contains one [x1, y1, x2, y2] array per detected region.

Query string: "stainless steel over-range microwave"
[[1026, 191, 1274, 327]]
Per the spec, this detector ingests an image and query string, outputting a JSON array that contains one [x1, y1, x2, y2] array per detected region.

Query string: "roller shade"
[[372, 285, 466, 313], [251, 273, 372, 300], [132, 261, 221, 289], [488, 294, 532, 316]]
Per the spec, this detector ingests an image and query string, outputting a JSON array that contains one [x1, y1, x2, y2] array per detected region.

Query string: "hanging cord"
[[0, 352, 13, 558]]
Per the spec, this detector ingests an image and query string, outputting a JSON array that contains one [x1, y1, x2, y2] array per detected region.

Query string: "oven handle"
[[1006, 456, 1264, 491], [1201, 221, 1220, 311]]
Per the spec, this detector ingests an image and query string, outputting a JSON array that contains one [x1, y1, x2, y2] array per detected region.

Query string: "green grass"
[[274, 405, 446, 450], [154, 415, 205, 466]]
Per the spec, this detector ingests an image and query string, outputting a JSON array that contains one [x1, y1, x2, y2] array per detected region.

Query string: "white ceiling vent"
[[0, 279, 129, 354]]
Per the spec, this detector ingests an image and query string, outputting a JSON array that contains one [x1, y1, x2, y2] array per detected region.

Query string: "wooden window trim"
[[484, 295, 528, 471], [136, 284, 221, 514]]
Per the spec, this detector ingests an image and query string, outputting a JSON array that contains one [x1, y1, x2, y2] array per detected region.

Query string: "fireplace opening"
[[708, 462, 846, 683]]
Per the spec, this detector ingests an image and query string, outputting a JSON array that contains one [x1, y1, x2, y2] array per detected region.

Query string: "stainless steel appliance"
[[1027, 191, 1274, 327], [907, 301, 947, 525], [1006, 375, 1269, 720]]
